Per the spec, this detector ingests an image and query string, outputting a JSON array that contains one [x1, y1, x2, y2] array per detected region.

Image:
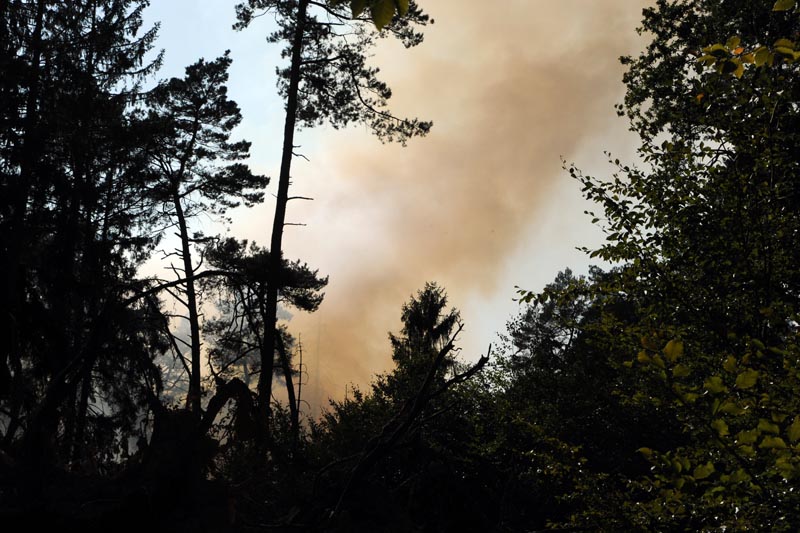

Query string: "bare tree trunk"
[[172, 190, 203, 419], [258, 0, 310, 424]]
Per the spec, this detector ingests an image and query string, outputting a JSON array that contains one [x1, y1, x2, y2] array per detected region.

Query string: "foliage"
[[234, 0, 431, 143], [509, 0, 800, 529], [0, 0, 168, 471], [7, 0, 800, 531], [144, 52, 268, 415]]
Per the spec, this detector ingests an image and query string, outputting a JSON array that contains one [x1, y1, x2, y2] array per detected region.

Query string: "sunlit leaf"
[[759, 436, 787, 449], [773, 0, 796, 11], [719, 401, 745, 415], [712, 418, 729, 437], [737, 429, 759, 445], [735, 369, 758, 389], [726, 36, 741, 50], [758, 418, 779, 434], [771, 412, 788, 423], [754, 46, 772, 66], [723, 355, 737, 373], [739, 445, 756, 457], [693, 462, 715, 480], [788, 416, 800, 443], [704, 375, 727, 394], [697, 54, 717, 66], [775, 456, 796, 480], [672, 364, 691, 377], [664, 339, 683, 362]]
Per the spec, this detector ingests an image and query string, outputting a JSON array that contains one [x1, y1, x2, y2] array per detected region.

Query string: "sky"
[[142, 0, 652, 413]]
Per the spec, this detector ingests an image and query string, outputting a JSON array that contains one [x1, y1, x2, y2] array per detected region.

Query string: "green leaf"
[[693, 462, 715, 480], [723, 355, 737, 373], [772, 412, 788, 423], [775, 456, 796, 479], [737, 429, 759, 445], [787, 416, 800, 443], [697, 54, 717, 66], [712, 418, 729, 437], [760, 436, 787, 449], [729, 468, 750, 483], [371, 0, 395, 29], [758, 418, 780, 434], [704, 375, 727, 394], [726, 36, 741, 50], [773, 0, 796, 11], [638, 447, 653, 457], [719, 401, 745, 415], [703, 43, 729, 58], [394, 0, 409, 16], [739, 445, 756, 457], [664, 339, 683, 362], [774, 38, 796, 49], [672, 364, 691, 377], [735, 368, 758, 389], [754, 46, 772, 66]]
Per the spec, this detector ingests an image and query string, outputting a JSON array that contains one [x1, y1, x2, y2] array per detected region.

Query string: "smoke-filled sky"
[[144, 1, 651, 412]]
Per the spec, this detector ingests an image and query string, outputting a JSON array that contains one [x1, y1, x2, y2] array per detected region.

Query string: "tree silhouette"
[[234, 0, 432, 426], [144, 52, 268, 418]]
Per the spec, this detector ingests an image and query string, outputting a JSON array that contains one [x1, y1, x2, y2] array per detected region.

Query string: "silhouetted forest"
[[2, 0, 800, 531]]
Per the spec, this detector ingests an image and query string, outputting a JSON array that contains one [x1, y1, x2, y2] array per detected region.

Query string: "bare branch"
[[121, 270, 238, 307]]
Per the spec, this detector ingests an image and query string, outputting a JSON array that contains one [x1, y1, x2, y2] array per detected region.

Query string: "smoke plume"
[[265, 0, 650, 411]]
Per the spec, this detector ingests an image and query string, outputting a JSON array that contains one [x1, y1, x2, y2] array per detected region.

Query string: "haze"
[[144, 0, 651, 411]]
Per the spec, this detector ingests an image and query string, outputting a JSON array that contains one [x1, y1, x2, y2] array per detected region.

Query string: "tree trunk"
[[172, 189, 203, 419], [258, 0, 310, 424], [70, 366, 92, 466], [276, 332, 299, 442]]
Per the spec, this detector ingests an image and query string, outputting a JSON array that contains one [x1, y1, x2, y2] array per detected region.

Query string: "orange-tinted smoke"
[[270, 0, 651, 412]]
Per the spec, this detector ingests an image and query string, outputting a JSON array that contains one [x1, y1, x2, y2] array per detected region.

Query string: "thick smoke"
[[272, 0, 651, 411]]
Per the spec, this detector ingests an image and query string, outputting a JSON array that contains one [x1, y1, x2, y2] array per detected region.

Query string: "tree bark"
[[276, 332, 299, 442], [172, 189, 203, 419], [258, 0, 310, 425]]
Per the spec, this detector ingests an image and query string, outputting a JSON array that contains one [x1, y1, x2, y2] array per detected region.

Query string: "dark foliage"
[[3, 0, 800, 531]]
